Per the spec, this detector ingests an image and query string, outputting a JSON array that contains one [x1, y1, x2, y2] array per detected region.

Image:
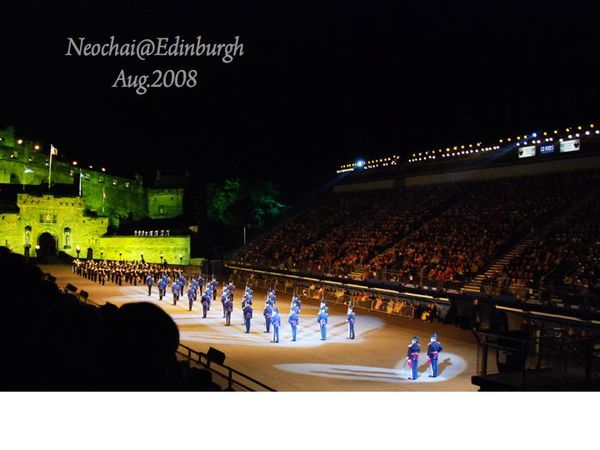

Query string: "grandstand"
[[231, 123, 600, 309]]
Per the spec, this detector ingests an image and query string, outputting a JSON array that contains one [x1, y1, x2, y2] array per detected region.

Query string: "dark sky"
[[2, 1, 599, 191]]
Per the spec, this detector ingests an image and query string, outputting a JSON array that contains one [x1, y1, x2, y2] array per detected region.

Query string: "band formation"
[[73, 259, 444, 379]]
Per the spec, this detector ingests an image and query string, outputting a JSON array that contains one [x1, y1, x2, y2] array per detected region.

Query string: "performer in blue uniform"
[[346, 306, 356, 339], [291, 295, 301, 314], [266, 288, 276, 307], [243, 303, 253, 333], [171, 282, 181, 306], [406, 336, 421, 380], [177, 276, 185, 298], [200, 292, 209, 318], [146, 274, 154, 296], [317, 308, 328, 341], [157, 277, 167, 301], [241, 288, 253, 325], [187, 286, 197, 311], [203, 283, 211, 311], [427, 332, 443, 378], [190, 277, 199, 294], [224, 294, 233, 326], [271, 308, 281, 343], [221, 289, 228, 318], [263, 303, 273, 333], [288, 309, 299, 342], [198, 275, 205, 295]]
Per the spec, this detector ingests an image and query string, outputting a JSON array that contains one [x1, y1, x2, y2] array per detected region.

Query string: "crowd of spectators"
[[0, 247, 220, 390], [484, 184, 600, 306], [368, 172, 596, 286], [237, 184, 461, 276], [233, 171, 600, 299]]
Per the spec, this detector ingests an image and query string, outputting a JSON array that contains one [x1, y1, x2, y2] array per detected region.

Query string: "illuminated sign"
[[517, 145, 536, 158], [539, 143, 556, 155], [560, 138, 580, 153]]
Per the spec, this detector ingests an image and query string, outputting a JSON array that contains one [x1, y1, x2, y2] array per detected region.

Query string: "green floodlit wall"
[[0, 194, 190, 262], [1, 194, 108, 257], [147, 188, 184, 219], [0, 130, 183, 222], [79, 172, 147, 221], [96, 236, 190, 264]]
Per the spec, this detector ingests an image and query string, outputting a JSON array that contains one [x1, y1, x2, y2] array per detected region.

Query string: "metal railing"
[[176, 343, 276, 392], [227, 266, 450, 322], [480, 277, 600, 314], [475, 330, 600, 389]]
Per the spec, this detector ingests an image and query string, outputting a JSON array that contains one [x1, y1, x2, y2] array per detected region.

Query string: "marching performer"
[[243, 301, 253, 333], [288, 308, 299, 342], [224, 293, 233, 326], [271, 308, 281, 343], [171, 282, 181, 306], [263, 302, 273, 333], [200, 291, 210, 318], [406, 336, 421, 380], [146, 273, 154, 296], [427, 332, 443, 378], [346, 306, 356, 339], [317, 307, 328, 341]]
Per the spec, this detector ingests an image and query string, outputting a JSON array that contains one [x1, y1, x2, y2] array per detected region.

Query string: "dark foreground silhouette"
[[0, 247, 220, 391]]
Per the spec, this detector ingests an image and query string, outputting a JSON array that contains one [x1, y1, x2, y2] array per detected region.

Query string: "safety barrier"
[[226, 263, 451, 322], [176, 343, 276, 391]]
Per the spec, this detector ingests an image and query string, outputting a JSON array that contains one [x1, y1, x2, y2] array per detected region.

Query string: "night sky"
[[2, 1, 599, 194]]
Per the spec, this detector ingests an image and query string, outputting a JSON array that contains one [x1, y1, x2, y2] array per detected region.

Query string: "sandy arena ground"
[[42, 264, 479, 391]]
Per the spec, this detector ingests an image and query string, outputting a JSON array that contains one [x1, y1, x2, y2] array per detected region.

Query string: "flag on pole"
[[49, 144, 57, 189]]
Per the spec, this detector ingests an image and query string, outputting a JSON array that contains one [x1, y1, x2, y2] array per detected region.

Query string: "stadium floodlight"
[[355, 159, 365, 168]]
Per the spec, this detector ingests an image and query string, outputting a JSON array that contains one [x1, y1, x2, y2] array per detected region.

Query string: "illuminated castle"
[[0, 126, 190, 263]]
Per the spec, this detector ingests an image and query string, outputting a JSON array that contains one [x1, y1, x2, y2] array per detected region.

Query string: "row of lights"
[[339, 155, 401, 170], [408, 124, 596, 162], [71, 160, 106, 172], [11, 139, 41, 151], [338, 122, 598, 169], [5, 137, 110, 173], [408, 144, 501, 162], [7, 153, 107, 173], [337, 155, 401, 173], [512, 128, 600, 147]]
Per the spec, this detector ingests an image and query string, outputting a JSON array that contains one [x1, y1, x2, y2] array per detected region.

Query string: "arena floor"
[[41, 264, 480, 391]]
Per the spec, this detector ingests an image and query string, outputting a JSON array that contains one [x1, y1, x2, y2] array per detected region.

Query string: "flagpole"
[[48, 145, 53, 189]]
